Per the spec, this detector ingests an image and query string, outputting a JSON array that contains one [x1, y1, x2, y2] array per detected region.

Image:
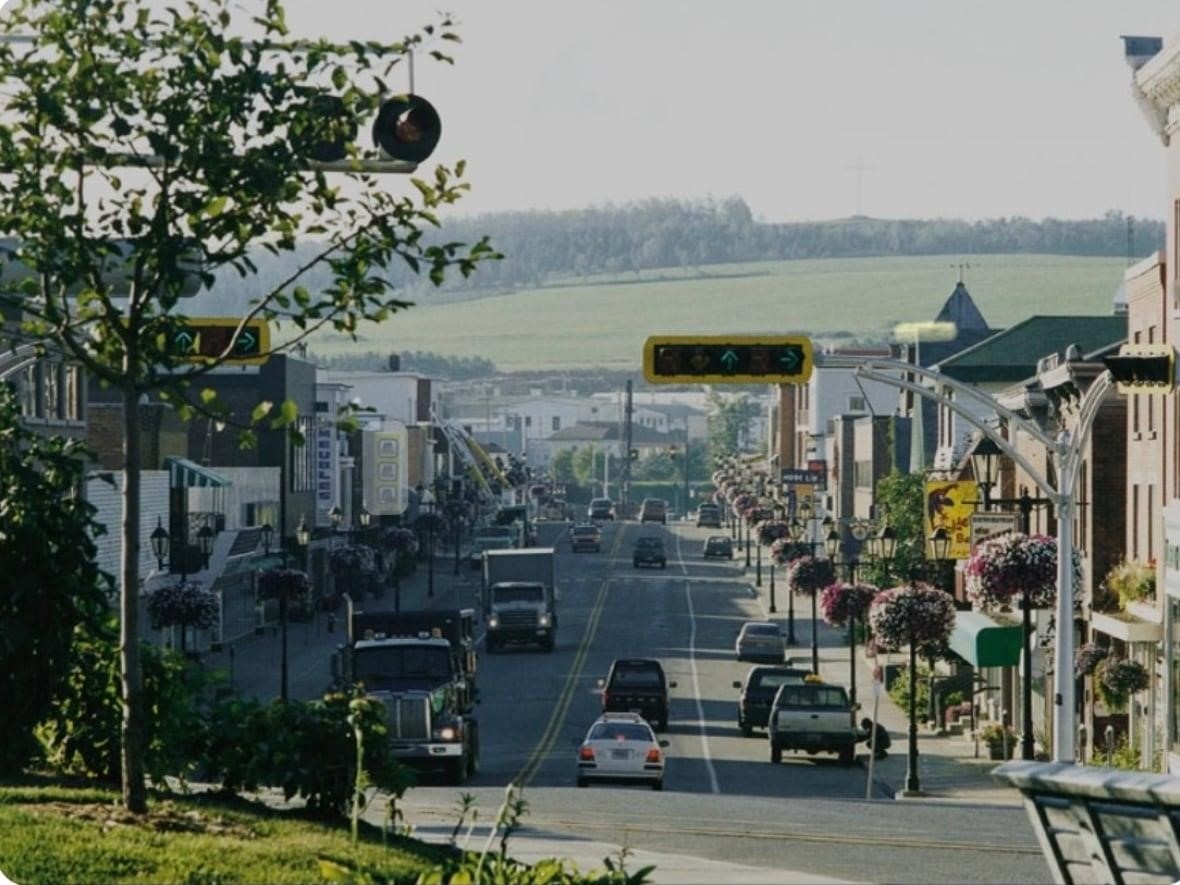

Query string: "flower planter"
[[987, 742, 1014, 760]]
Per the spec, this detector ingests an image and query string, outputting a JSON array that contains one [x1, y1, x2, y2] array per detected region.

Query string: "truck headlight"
[[433, 725, 458, 741], [538, 613, 551, 628], [488, 615, 500, 629]]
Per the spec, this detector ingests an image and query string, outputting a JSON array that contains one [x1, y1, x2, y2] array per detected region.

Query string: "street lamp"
[[755, 505, 763, 588], [970, 435, 1049, 761], [419, 486, 436, 599], [797, 499, 831, 674], [328, 505, 343, 550], [260, 522, 274, 559], [928, 526, 953, 728], [289, 515, 311, 704], [769, 501, 786, 615], [150, 516, 170, 574]]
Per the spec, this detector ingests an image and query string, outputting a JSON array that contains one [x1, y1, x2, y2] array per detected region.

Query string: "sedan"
[[735, 620, 787, 663], [703, 535, 734, 559], [576, 712, 668, 790], [633, 536, 667, 568]]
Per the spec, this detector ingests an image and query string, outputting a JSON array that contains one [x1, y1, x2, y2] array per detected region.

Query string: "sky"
[[276, 0, 1180, 224]]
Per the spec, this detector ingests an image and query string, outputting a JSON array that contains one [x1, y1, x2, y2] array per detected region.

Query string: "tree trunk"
[[120, 383, 146, 813]]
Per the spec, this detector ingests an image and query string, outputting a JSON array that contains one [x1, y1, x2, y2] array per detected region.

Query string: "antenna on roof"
[[950, 262, 974, 284]]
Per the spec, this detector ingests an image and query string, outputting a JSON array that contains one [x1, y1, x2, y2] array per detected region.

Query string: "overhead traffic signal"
[[643, 335, 813, 384], [1104, 344, 1176, 394], [290, 91, 442, 167]]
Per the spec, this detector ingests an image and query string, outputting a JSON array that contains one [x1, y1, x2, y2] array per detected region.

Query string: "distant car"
[[733, 665, 810, 736], [600, 658, 676, 731], [696, 503, 723, 528], [632, 536, 667, 569], [703, 535, 734, 559], [576, 712, 668, 790], [569, 522, 602, 552], [587, 497, 615, 521], [468, 525, 518, 569], [735, 620, 787, 664], [639, 498, 667, 524]]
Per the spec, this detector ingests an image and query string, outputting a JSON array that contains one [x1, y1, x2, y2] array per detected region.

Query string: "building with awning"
[[949, 610, 1022, 668], [165, 456, 232, 488]]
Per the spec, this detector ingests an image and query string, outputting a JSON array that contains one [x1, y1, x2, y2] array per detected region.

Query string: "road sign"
[[970, 512, 1020, 549], [643, 335, 813, 384], [781, 468, 823, 485], [165, 318, 269, 365]]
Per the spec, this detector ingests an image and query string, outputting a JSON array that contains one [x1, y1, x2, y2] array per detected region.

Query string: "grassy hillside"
[[306, 254, 1129, 372]]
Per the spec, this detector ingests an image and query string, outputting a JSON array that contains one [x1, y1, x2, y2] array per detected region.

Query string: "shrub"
[[980, 721, 1016, 749], [1103, 558, 1157, 611]]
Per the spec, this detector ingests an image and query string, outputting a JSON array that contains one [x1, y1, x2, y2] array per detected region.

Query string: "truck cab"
[[482, 547, 558, 653]]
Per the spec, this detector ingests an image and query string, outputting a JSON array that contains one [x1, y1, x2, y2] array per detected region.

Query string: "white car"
[[576, 712, 668, 790]]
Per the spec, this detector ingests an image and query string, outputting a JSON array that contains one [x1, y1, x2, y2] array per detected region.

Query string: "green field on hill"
[[308, 254, 1130, 372]]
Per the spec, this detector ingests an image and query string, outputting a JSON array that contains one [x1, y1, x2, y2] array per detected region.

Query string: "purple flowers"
[[820, 582, 878, 627], [756, 520, 790, 545], [146, 581, 219, 630], [788, 556, 836, 595], [1095, 657, 1150, 711], [868, 584, 956, 652], [770, 538, 811, 566], [257, 568, 312, 603], [964, 533, 1081, 611]]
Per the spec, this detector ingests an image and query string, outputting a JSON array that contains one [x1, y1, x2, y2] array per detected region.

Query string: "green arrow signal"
[[778, 347, 802, 372], [237, 330, 257, 353], [719, 349, 739, 372], [173, 330, 195, 352]]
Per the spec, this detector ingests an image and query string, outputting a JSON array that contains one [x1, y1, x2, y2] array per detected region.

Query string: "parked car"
[[639, 497, 667, 524], [576, 711, 668, 790], [632, 536, 667, 569], [735, 620, 787, 663], [599, 658, 676, 731], [569, 522, 602, 552], [733, 664, 810, 736], [696, 503, 723, 528], [703, 535, 734, 559], [768, 680, 859, 766], [587, 497, 615, 521]]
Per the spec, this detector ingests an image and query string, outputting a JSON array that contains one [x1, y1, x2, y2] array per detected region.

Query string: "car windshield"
[[353, 646, 452, 686], [491, 585, 544, 603], [589, 722, 652, 742], [611, 668, 662, 687], [744, 624, 779, 636], [774, 686, 850, 708]]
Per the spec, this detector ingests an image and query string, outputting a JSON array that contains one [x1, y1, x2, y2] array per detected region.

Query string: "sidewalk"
[[746, 564, 1023, 805], [204, 550, 479, 702]]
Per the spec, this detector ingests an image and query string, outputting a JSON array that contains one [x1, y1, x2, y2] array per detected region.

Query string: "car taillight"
[[645, 748, 662, 763], [602, 693, 612, 707], [579, 745, 595, 761]]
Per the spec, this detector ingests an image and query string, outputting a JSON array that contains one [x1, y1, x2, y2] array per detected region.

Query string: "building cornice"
[[1135, 34, 1180, 145]]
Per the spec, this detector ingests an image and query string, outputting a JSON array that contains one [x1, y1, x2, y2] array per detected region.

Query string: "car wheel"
[[839, 744, 855, 767], [576, 777, 588, 788], [651, 779, 663, 792], [770, 743, 782, 764], [740, 721, 753, 738]]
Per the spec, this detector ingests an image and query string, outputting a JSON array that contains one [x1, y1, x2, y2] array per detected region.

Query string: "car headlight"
[[538, 613, 551, 628], [488, 615, 500, 629]]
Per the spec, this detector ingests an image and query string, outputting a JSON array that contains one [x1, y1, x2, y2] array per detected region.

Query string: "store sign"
[[970, 512, 1020, 549]]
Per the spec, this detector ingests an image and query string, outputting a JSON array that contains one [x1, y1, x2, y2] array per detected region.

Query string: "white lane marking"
[[674, 529, 720, 795]]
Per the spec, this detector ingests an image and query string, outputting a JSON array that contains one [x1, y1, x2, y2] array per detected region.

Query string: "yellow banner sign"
[[924, 480, 979, 560]]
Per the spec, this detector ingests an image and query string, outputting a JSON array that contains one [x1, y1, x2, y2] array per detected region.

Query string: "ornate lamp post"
[[328, 505, 343, 548], [769, 501, 786, 614], [290, 515, 311, 701], [796, 499, 833, 674], [755, 505, 763, 588]]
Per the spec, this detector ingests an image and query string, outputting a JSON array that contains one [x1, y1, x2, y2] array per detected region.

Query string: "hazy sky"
[[278, 0, 1179, 224]]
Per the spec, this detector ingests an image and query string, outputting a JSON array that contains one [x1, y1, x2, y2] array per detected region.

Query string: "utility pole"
[[623, 380, 633, 519]]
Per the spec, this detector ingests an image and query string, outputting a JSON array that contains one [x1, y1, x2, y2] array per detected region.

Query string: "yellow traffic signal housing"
[[1104, 344, 1176, 394], [643, 335, 813, 384]]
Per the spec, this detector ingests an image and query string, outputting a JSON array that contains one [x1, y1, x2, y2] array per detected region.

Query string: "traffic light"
[[1104, 344, 1176, 394], [643, 335, 813, 384], [290, 91, 442, 166], [162, 317, 270, 365]]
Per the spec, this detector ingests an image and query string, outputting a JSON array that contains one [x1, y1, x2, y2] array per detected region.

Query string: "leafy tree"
[[0, 0, 494, 811], [0, 385, 111, 775], [706, 392, 759, 459], [550, 448, 576, 485], [863, 469, 926, 586]]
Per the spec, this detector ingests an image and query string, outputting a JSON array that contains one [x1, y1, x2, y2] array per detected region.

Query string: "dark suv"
[[601, 658, 676, 731], [732, 665, 810, 736], [633, 536, 667, 568]]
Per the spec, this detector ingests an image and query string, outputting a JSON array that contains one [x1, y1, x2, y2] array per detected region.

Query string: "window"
[[848, 396, 866, 413], [42, 362, 59, 419], [63, 365, 81, 421], [290, 416, 315, 492], [552, 416, 560, 431]]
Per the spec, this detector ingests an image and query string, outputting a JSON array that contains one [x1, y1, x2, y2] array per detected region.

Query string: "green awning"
[[950, 611, 1022, 668]]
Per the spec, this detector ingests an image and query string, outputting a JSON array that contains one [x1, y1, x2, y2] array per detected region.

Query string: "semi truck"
[[331, 600, 479, 784], [481, 547, 558, 653]]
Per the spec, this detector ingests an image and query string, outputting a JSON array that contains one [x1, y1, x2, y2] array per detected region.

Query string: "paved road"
[[216, 517, 1051, 884]]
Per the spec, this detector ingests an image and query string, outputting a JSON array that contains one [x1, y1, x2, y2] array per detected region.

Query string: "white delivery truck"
[[481, 547, 558, 653]]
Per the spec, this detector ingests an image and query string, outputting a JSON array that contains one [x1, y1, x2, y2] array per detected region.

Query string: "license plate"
[[611, 749, 630, 760]]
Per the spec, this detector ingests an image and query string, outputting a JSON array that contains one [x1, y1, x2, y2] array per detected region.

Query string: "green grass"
[[0, 779, 456, 885], [305, 254, 1129, 371]]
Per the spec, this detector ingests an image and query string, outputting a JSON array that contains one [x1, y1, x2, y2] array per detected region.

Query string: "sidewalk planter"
[[981, 722, 1017, 759]]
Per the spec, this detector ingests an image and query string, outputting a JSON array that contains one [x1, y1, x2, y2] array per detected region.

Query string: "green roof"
[[933, 315, 1126, 383]]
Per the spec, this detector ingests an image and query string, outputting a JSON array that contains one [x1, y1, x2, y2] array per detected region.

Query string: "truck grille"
[[385, 696, 430, 740], [498, 610, 538, 630]]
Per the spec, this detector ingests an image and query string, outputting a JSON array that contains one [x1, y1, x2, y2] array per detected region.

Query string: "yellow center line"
[[512, 525, 623, 786]]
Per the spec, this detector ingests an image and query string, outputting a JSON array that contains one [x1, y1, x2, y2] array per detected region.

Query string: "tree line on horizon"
[[201, 197, 1164, 312]]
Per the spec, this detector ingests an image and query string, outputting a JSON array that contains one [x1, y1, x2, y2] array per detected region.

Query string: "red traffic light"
[[372, 94, 441, 162]]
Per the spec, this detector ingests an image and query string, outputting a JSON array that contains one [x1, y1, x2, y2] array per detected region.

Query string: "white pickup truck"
[[767, 681, 859, 766]]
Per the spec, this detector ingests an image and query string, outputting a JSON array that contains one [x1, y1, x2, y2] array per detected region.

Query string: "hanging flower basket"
[[1074, 642, 1109, 678], [1095, 657, 1150, 711], [868, 584, 956, 652], [770, 538, 812, 566], [756, 520, 790, 546], [257, 568, 312, 602], [819, 582, 878, 627], [964, 533, 1081, 611], [788, 556, 836, 595], [328, 543, 378, 577], [381, 527, 418, 555], [146, 581, 219, 631]]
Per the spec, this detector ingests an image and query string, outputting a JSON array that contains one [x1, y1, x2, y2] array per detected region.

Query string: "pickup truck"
[[767, 681, 859, 766], [733, 665, 810, 736]]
